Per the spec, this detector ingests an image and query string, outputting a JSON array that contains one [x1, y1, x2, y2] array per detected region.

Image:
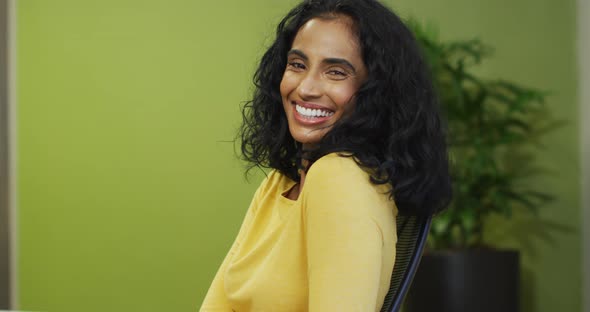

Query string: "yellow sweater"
[[200, 153, 398, 312]]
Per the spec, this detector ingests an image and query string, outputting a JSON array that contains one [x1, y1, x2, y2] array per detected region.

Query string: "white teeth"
[[295, 105, 334, 118]]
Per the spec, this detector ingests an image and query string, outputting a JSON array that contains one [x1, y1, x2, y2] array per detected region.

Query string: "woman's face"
[[280, 16, 367, 148]]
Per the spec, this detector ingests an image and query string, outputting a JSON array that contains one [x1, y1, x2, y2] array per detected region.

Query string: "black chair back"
[[380, 214, 432, 312]]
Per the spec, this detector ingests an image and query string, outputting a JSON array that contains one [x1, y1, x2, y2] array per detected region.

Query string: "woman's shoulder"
[[306, 152, 370, 183], [303, 152, 397, 219], [303, 152, 393, 200]]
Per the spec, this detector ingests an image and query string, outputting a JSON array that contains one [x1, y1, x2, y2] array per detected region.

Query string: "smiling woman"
[[280, 16, 367, 149], [200, 0, 452, 311]]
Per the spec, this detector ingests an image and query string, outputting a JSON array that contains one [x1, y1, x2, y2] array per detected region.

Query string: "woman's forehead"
[[291, 17, 362, 61]]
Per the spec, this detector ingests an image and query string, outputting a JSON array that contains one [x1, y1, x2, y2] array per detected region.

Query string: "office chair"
[[379, 213, 432, 312]]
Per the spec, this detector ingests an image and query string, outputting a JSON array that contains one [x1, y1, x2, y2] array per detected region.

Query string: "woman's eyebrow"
[[287, 49, 308, 60], [287, 49, 357, 74]]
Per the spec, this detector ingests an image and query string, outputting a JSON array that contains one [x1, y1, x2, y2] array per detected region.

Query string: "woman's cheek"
[[331, 84, 357, 110]]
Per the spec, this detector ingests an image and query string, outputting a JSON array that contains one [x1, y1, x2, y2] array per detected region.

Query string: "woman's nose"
[[296, 72, 322, 99]]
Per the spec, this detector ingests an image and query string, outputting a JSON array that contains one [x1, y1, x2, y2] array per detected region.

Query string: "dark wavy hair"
[[239, 0, 452, 216]]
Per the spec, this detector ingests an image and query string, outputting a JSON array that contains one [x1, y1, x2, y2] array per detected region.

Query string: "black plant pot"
[[404, 249, 519, 312]]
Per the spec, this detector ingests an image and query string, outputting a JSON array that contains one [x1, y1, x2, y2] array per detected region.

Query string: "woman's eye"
[[327, 69, 348, 78], [287, 62, 305, 70]]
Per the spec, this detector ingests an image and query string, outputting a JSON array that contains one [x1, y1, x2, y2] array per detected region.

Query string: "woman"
[[201, 0, 451, 311]]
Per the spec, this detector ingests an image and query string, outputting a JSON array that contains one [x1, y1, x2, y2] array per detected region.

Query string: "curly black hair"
[[239, 0, 452, 216]]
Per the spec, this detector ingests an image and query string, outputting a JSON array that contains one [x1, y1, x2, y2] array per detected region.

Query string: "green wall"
[[17, 1, 296, 311], [17, 0, 579, 311]]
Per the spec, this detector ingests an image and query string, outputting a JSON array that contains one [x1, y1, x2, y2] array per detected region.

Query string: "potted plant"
[[404, 22, 558, 312]]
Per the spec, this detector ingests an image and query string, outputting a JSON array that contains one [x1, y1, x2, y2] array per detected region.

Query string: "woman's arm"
[[304, 155, 395, 312]]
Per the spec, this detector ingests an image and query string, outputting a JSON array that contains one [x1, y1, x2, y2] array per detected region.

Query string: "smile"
[[295, 104, 334, 118]]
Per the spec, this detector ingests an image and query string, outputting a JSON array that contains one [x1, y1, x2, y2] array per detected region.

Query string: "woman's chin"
[[291, 132, 323, 148]]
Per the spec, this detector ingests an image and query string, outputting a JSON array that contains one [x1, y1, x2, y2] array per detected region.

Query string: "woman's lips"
[[292, 103, 334, 125]]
